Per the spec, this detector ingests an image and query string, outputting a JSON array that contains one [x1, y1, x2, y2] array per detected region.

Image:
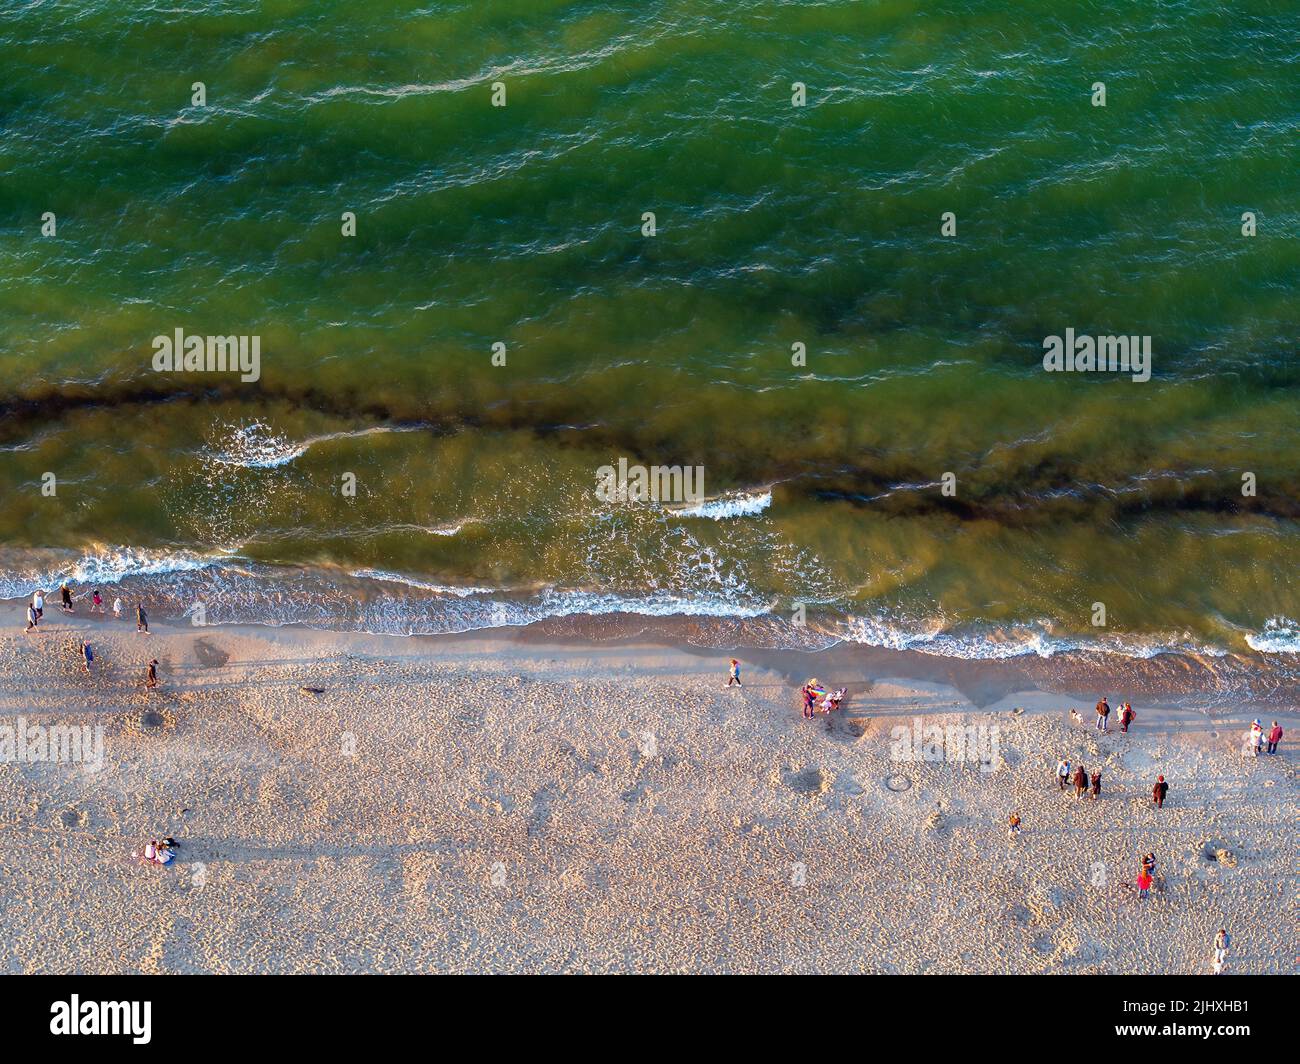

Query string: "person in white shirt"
[[1056, 758, 1070, 791], [112, 597, 123, 619]]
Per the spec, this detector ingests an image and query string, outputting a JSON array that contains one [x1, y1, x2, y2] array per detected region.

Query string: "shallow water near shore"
[[1, 2, 1297, 670]]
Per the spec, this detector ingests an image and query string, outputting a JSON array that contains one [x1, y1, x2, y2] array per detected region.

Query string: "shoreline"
[[8, 594, 1298, 712]]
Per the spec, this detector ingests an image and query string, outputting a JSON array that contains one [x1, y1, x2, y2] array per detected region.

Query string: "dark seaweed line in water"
[[1, 380, 1297, 524]]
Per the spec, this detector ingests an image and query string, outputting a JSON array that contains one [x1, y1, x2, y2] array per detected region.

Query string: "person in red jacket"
[[1119, 702, 1135, 733], [1137, 869, 1153, 899], [1152, 775, 1168, 808], [1267, 722, 1283, 755]]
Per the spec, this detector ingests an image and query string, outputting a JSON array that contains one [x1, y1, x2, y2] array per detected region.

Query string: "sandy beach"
[[0, 610, 1294, 975]]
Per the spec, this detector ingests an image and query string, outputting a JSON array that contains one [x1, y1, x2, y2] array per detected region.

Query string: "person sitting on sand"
[[142, 838, 176, 865], [820, 688, 845, 713]]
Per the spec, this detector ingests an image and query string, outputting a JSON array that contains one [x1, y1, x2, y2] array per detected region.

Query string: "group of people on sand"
[[1248, 718, 1284, 757], [1086, 696, 1135, 733], [22, 584, 159, 688], [135, 836, 178, 866], [799, 679, 845, 719], [24, 583, 149, 633], [1054, 757, 1104, 800]]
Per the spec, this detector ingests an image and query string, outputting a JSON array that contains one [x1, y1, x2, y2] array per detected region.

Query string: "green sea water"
[[0, 1, 1296, 666]]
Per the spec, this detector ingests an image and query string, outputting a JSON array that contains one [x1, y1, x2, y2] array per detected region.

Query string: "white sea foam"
[[673, 490, 773, 520], [1246, 617, 1300, 653]]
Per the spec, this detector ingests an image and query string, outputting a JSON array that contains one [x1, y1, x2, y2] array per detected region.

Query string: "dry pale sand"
[[0, 613, 1295, 974]]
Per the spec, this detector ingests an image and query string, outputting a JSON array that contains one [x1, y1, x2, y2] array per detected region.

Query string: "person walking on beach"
[[1213, 928, 1230, 972], [801, 685, 816, 719], [80, 640, 94, 675], [1090, 770, 1101, 800], [1137, 868, 1152, 899], [112, 596, 123, 619], [1152, 775, 1168, 809], [1056, 758, 1071, 790], [1073, 764, 1088, 799], [1007, 812, 1021, 841], [725, 659, 741, 688], [136, 603, 149, 633], [24, 604, 38, 633], [1249, 719, 1264, 757], [146, 659, 159, 689], [32, 590, 44, 620], [1095, 696, 1110, 732], [1267, 721, 1283, 755], [1119, 702, 1135, 733], [91, 589, 104, 614], [60, 581, 74, 613]]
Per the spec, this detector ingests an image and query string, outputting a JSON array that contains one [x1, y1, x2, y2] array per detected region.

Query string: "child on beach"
[[91, 589, 104, 613], [112, 596, 123, 619], [1137, 869, 1152, 899], [1249, 719, 1264, 757], [725, 659, 741, 688]]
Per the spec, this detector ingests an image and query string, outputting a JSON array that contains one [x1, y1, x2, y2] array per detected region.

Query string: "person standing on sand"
[[1137, 868, 1152, 899], [1119, 702, 1135, 733], [1213, 928, 1230, 971], [81, 640, 94, 675], [112, 596, 123, 619], [146, 659, 159, 689], [1073, 764, 1088, 799], [136, 603, 149, 633], [1090, 770, 1101, 800], [725, 659, 741, 688], [92, 589, 104, 613], [1249, 719, 1264, 757], [24, 604, 38, 632], [1267, 721, 1283, 755], [1095, 696, 1110, 731], [1056, 758, 1071, 790], [1007, 812, 1021, 841], [32, 590, 44, 620], [60, 582, 74, 613], [1152, 775, 1168, 809]]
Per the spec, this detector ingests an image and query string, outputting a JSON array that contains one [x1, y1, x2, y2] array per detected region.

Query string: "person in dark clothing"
[[1073, 765, 1088, 799], [1153, 775, 1168, 808], [1090, 770, 1101, 800], [1095, 696, 1110, 731], [146, 659, 159, 689], [1119, 702, 1135, 733], [60, 582, 74, 612], [136, 604, 149, 633]]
